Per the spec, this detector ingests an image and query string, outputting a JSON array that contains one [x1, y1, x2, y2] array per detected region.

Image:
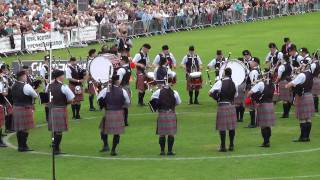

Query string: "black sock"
[[300, 123, 307, 139], [124, 108, 128, 125], [0, 129, 4, 144], [89, 95, 94, 108], [261, 128, 267, 144], [141, 92, 145, 104], [306, 122, 312, 139], [219, 131, 226, 148], [138, 92, 143, 104], [45, 106, 49, 122], [16, 131, 22, 149], [189, 91, 193, 103], [250, 111, 256, 126], [76, 104, 81, 117], [195, 91, 199, 102], [266, 127, 271, 143], [287, 103, 292, 115], [24, 132, 29, 148], [159, 136, 166, 152], [168, 136, 174, 153], [239, 106, 245, 120], [299, 123, 303, 139], [236, 106, 240, 120], [314, 96, 319, 111], [111, 135, 120, 152], [229, 130, 235, 147], [5, 115, 13, 131], [282, 103, 288, 116], [71, 105, 76, 117], [100, 132, 108, 147], [54, 133, 62, 151]]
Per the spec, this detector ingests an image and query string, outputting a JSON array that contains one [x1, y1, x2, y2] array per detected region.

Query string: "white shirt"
[[153, 53, 177, 66], [300, 55, 312, 64], [132, 52, 149, 64], [265, 51, 283, 62], [290, 52, 304, 64], [97, 86, 130, 105], [277, 64, 286, 78], [291, 72, 307, 86], [151, 88, 182, 105], [22, 83, 38, 98], [66, 65, 74, 79], [39, 64, 49, 79], [249, 69, 260, 84], [116, 65, 129, 83], [209, 77, 238, 97], [45, 80, 75, 102], [181, 54, 203, 65], [251, 81, 265, 93], [310, 62, 318, 74], [0, 82, 5, 93], [207, 58, 222, 69]]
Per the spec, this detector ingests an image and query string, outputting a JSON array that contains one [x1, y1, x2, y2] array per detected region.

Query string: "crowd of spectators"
[[0, 0, 318, 38]]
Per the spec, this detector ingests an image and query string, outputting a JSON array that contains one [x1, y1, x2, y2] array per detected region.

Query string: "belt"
[[159, 109, 174, 112]]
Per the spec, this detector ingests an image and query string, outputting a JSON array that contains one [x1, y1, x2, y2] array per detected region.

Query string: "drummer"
[[240, 50, 260, 71], [207, 50, 226, 80], [155, 56, 169, 87], [132, 43, 152, 106], [153, 45, 177, 69], [181, 46, 203, 105], [87, 49, 97, 111]]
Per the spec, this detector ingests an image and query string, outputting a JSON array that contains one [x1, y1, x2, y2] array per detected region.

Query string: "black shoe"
[[54, 150, 66, 155], [89, 107, 96, 111], [293, 138, 304, 142], [75, 115, 81, 120], [281, 114, 289, 118], [228, 145, 234, 151], [160, 151, 165, 156], [167, 152, 176, 156], [110, 151, 117, 156], [260, 143, 270, 148], [125, 123, 129, 127], [237, 119, 243, 122], [194, 100, 199, 105], [247, 124, 256, 128], [72, 116, 76, 119], [219, 147, 227, 152], [0, 142, 7, 148], [189, 99, 193, 105], [99, 146, 110, 152], [18, 147, 34, 152]]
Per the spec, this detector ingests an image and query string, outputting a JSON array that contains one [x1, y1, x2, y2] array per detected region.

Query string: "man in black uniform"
[[155, 57, 169, 86], [47, 70, 75, 155], [281, 37, 292, 55], [66, 57, 86, 119], [209, 68, 237, 152], [1, 65, 14, 134], [117, 56, 132, 126]]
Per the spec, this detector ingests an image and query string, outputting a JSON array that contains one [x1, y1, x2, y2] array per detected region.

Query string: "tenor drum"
[[189, 72, 202, 86], [89, 56, 114, 84], [219, 60, 248, 87], [146, 72, 156, 86], [168, 70, 177, 84]]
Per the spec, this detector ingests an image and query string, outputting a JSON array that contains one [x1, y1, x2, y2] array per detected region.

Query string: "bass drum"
[[89, 56, 114, 84], [219, 60, 248, 87]]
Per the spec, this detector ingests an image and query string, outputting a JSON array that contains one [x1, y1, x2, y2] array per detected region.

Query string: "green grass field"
[[1, 12, 320, 180]]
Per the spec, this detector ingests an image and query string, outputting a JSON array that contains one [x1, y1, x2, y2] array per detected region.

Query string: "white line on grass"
[[236, 174, 320, 180], [0, 177, 44, 180]]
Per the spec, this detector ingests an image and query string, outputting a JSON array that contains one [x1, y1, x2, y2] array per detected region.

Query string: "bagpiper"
[[132, 44, 151, 106], [47, 70, 75, 155], [288, 44, 304, 68], [311, 52, 320, 112], [87, 49, 97, 111], [150, 81, 181, 155], [12, 71, 38, 152], [207, 50, 226, 79], [209, 68, 237, 152], [181, 46, 203, 105], [153, 45, 177, 69], [281, 37, 292, 55], [0, 71, 8, 147], [98, 75, 130, 156]]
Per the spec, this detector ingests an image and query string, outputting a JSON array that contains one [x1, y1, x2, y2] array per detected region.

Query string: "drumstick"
[[206, 70, 212, 85]]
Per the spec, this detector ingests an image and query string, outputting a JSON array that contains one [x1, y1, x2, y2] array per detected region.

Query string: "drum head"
[[219, 60, 247, 86], [147, 72, 155, 79], [89, 56, 114, 83]]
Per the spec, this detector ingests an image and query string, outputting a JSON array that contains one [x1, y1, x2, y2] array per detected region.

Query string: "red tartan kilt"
[[187, 76, 202, 91], [136, 72, 146, 92], [99, 110, 125, 135], [69, 84, 84, 103], [156, 111, 177, 135], [295, 93, 315, 121], [88, 83, 96, 95], [216, 104, 237, 131], [256, 103, 276, 127], [312, 77, 320, 95], [6, 105, 13, 115], [279, 80, 293, 102], [13, 106, 35, 131], [0, 105, 4, 127], [48, 107, 68, 132], [234, 83, 246, 105]]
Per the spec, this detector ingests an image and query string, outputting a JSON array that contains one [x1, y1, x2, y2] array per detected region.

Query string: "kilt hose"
[[69, 84, 84, 104], [279, 80, 293, 102], [312, 77, 320, 95], [186, 75, 202, 91], [99, 110, 125, 135], [13, 106, 35, 131], [256, 103, 276, 127], [234, 83, 246, 105], [295, 93, 315, 121], [216, 103, 237, 131], [48, 107, 68, 132], [156, 110, 177, 136], [136, 71, 146, 92], [0, 105, 4, 127]]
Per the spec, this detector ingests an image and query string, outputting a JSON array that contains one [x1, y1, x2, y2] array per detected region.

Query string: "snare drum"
[[168, 70, 177, 84], [146, 72, 157, 86], [189, 71, 203, 87]]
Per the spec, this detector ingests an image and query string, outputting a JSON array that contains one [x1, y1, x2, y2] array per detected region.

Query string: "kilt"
[[136, 71, 146, 92], [87, 81, 96, 95], [312, 77, 320, 95], [69, 84, 84, 103], [13, 106, 35, 131], [156, 110, 177, 136], [186, 75, 202, 91], [295, 93, 315, 121], [0, 105, 4, 127], [256, 103, 276, 127], [279, 80, 293, 102], [99, 110, 125, 135], [216, 103, 237, 131], [48, 107, 68, 132], [234, 83, 246, 105]]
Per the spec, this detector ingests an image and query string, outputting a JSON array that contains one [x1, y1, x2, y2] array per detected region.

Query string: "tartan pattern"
[[0, 105, 4, 127], [136, 72, 146, 92], [312, 77, 320, 95], [279, 80, 293, 102], [295, 93, 315, 121], [69, 84, 84, 103], [99, 110, 125, 135], [48, 107, 68, 132], [13, 106, 35, 131], [186, 75, 202, 91], [156, 110, 177, 136], [256, 103, 276, 127], [88, 82, 96, 95], [234, 82, 246, 105], [216, 104, 237, 131]]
